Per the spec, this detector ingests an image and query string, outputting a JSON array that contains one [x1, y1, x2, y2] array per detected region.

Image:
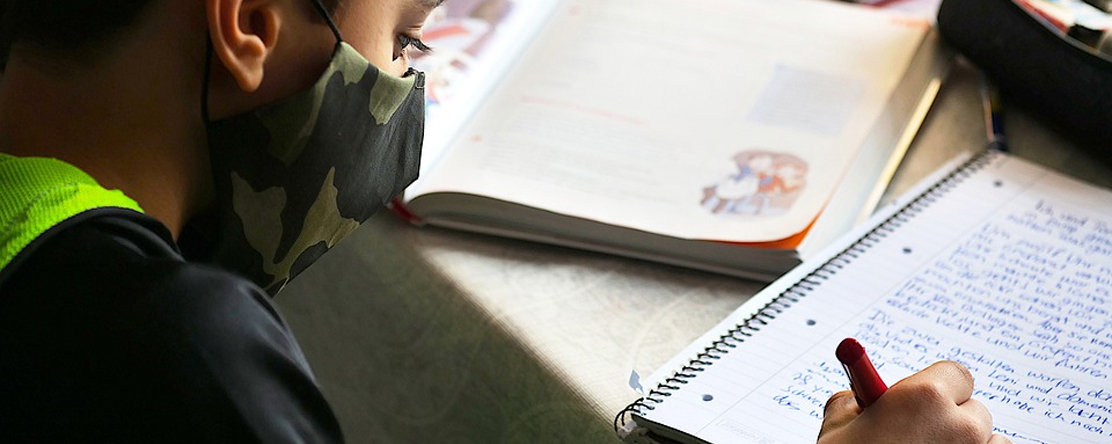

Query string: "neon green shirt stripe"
[[0, 153, 144, 272]]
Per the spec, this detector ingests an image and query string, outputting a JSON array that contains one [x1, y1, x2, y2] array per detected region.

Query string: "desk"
[[276, 59, 1112, 444]]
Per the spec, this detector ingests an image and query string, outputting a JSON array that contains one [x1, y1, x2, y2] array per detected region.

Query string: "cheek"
[[348, 30, 407, 75], [376, 51, 411, 77], [387, 52, 412, 76]]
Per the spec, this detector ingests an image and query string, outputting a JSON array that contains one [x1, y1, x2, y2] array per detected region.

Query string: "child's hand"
[[817, 361, 1011, 444]]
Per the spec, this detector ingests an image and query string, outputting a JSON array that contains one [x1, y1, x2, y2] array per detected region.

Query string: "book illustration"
[[702, 150, 809, 218], [411, 0, 516, 108]]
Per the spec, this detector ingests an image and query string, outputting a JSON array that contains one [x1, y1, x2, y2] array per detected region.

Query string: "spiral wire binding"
[[614, 150, 1000, 434]]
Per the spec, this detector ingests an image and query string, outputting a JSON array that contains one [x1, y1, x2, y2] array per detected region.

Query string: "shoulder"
[[1, 209, 284, 339], [0, 211, 343, 444]]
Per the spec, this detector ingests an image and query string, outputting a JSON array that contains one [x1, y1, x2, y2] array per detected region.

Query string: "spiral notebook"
[[618, 150, 1112, 444]]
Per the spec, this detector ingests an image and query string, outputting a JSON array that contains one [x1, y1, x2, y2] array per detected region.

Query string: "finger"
[[903, 360, 975, 405], [819, 390, 859, 436], [987, 433, 1013, 444], [822, 390, 860, 426], [957, 398, 994, 441]]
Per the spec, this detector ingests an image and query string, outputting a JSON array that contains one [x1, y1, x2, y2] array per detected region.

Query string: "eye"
[[397, 34, 432, 54]]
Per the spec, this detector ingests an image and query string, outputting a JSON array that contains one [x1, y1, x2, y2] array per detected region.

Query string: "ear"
[[205, 0, 281, 93]]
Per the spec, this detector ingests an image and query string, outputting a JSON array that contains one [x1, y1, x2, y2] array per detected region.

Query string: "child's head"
[[1, 0, 441, 107], [0, 0, 442, 292]]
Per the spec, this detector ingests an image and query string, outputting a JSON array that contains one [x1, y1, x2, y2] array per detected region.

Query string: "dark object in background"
[[938, 0, 1112, 151], [1082, 0, 1112, 13], [1067, 23, 1105, 49]]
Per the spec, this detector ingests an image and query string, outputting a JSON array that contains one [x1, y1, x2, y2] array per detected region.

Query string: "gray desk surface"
[[276, 59, 1112, 444]]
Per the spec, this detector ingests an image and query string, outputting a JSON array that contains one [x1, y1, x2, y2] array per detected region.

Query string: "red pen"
[[836, 338, 888, 408]]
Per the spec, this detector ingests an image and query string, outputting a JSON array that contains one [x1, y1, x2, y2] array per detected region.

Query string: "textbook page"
[[411, 0, 563, 179], [636, 153, 1112, 444], [409, 0, 929, 242]]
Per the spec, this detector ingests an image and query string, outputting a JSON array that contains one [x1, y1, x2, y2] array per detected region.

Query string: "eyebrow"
[[418, 0, 446, 8]]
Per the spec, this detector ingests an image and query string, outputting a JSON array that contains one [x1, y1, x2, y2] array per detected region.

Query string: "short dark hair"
[[0, 0, 346, 67], [0, 0, 154, 65]]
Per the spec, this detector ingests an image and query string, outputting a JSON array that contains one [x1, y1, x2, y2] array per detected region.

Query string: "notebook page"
[[637, 153, 1112, 444]]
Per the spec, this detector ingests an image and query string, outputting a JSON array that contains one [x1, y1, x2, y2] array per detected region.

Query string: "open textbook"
[[398, 0, 950, 280], [618, 150, 1112, 444]]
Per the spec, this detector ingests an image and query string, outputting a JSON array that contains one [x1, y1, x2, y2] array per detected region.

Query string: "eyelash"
[[398, 35, 432, 54]]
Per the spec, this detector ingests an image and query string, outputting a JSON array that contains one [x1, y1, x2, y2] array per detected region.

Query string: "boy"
[[0, 0, 1008, 442]]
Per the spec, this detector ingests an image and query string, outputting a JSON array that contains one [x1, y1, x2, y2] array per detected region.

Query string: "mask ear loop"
[[309, 0, 343, 42]]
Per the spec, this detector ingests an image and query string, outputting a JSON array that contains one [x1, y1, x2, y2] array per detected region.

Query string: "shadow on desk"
[[278, 211, 763, 444]]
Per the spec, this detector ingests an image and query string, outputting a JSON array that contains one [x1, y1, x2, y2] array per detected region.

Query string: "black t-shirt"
[[0, 209, 343, 443]]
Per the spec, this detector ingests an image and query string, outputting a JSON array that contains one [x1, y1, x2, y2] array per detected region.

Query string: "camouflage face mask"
[[199, 37, 425, 295]]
